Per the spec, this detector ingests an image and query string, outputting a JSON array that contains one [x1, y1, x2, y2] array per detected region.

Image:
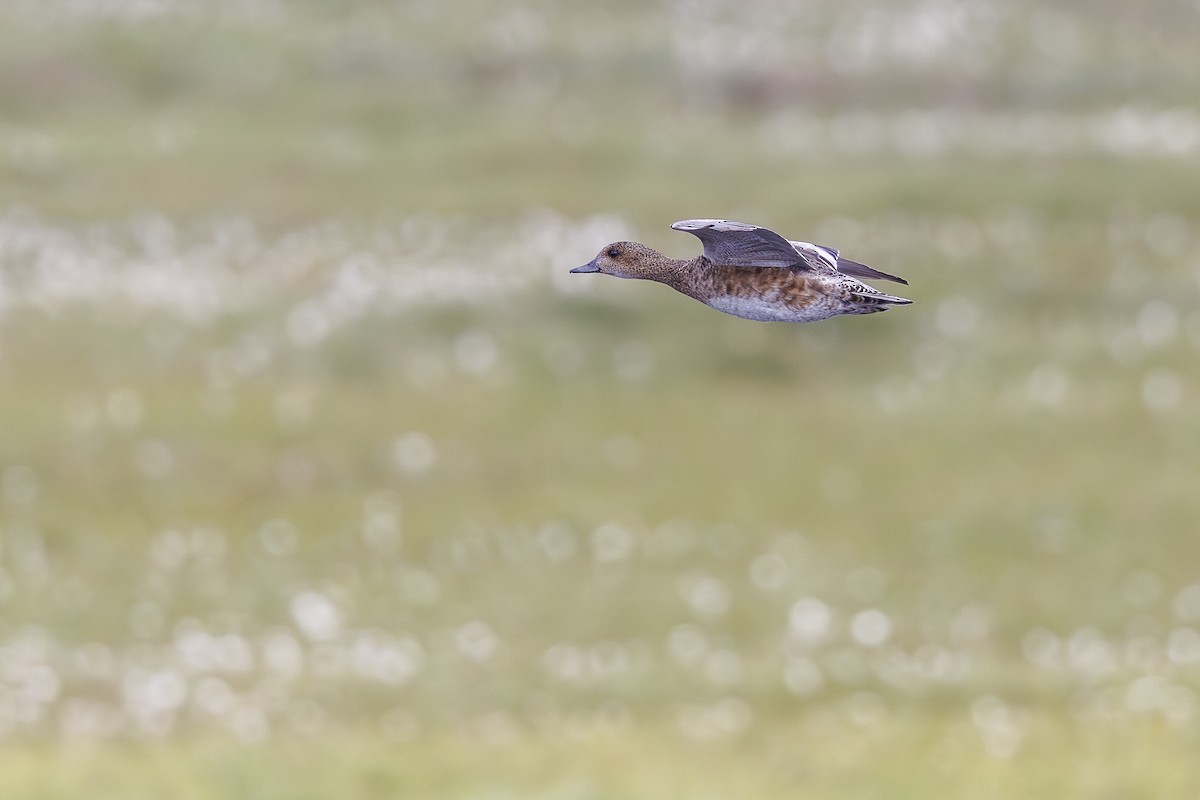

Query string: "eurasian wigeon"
[[571, 219, 911, 323]]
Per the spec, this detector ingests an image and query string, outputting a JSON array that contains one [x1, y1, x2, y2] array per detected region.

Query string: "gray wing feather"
[[833, 256, 909, 285], [791, 239, 908, 284], [670, 219, 809, 270]]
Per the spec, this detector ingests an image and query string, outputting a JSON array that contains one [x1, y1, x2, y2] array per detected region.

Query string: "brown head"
[[570, 241, 674, 281]]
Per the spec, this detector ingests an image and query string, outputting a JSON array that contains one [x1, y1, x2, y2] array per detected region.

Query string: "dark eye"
[[606, 247, 620, 258]]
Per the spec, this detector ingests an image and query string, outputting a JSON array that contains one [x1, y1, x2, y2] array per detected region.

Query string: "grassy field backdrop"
[[2, 1, 1200, 797]]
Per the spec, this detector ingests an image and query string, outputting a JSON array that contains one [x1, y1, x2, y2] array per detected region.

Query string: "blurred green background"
[[2, 1, 1200, 797]]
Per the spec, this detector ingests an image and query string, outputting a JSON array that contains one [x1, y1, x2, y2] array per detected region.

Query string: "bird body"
[[571, 219, 911, 323]]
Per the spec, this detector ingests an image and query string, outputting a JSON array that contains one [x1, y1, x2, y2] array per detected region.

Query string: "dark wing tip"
[[836, 257, 909, 285]]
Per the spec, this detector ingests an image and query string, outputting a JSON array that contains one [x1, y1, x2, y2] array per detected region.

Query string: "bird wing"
[[790, 240, 909, 285], [832, 256, 908, 285], [788, 240, 841, 271], [670, 219, 810, 270]]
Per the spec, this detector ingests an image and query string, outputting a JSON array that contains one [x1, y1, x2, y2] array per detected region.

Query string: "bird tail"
[[847, 289, 912, 313]]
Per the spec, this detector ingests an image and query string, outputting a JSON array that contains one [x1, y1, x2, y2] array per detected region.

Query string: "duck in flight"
[[571, 219, 911, 323]]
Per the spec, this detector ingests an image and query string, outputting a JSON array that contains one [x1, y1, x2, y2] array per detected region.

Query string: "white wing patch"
[[789, 240, 839, 270]]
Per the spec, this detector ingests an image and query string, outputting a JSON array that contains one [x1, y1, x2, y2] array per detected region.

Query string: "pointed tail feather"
[[852, 289, 912, 306]]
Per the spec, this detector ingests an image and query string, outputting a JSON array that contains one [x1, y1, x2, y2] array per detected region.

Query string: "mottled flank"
[[571, 219, 912, 323]]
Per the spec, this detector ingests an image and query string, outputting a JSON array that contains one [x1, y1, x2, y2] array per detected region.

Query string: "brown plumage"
[[570, 219, 911, 323]]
